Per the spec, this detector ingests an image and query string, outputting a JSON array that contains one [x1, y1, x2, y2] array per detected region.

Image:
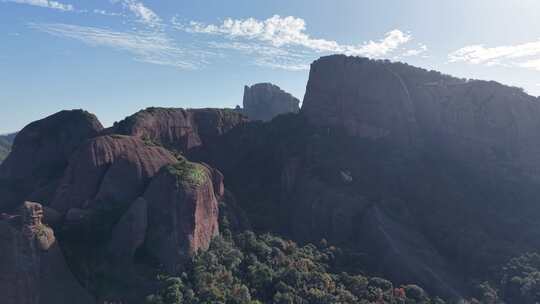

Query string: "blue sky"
[[1, 0, 540, 133]]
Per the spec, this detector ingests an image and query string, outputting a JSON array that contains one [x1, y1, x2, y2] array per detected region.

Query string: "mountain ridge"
[[2, 55, 540, 303]]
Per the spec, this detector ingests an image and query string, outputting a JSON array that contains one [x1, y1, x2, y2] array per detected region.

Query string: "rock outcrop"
[[242, 83, 300, 121], [51, 135, 177, 213], [110, 107, 246, 154], [0, 202, 94, 304], [0, 110, 103, 212], [144, 159, 221, 273]]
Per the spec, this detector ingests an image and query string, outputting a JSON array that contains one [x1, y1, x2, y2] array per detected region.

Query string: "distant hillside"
[[0, 132, 17, 163]]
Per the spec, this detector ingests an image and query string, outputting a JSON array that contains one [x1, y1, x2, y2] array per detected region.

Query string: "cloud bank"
[[29, 23, 200, 69], [182, 15, 424, 58], [449, 39, 540, 71], [3, 0, 73, 11]]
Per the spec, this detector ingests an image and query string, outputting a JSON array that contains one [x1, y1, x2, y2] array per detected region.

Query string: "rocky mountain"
[[0, 132, 17, 163], [192, 55, 540, 301], [2, 55, 540, 303], [239, 83, 300, 121]]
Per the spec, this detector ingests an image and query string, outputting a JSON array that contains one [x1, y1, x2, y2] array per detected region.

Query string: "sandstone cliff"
[[302, 55, 540, 178], [110, 107, 246, 154], [241, 83, 300, 121], [144, 159, 221, 273], [0, 202, 94, 304], [0, 109, 227, 303], [0, 110, 103, 212], [51, 134, 177, 213]]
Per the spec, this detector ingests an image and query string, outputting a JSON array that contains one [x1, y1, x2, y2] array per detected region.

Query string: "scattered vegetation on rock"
[[167, 158, 208, 187]]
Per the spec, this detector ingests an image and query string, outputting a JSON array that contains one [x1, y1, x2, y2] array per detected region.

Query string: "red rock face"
[[0, 110, 103, 212], [110, 107, 247, 154], [108, 197, 148, 264], [51, 135, 177, 213], [144, 161, 221, 273], [0, 202, 94, 304]]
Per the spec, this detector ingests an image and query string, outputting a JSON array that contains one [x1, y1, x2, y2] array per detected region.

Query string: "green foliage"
[[500, 252, 540, 304], [146, 231, 443, 304], [166, 158, 207, 186]]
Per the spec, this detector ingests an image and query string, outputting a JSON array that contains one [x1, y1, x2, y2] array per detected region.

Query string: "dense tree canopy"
[[145, 230, 445, 304]]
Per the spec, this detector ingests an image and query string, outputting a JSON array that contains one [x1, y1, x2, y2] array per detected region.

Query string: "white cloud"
[[92, 9, 122, 17], [209, 41, 310, 71], [3, 0, 73, 11], [29, 23, 200, 69], [449, 39, 540, 71], [518, 59, 540, 71], [112, 0, 160, 27], [181, 15, 417, 58], [402, 44, 428, 57]]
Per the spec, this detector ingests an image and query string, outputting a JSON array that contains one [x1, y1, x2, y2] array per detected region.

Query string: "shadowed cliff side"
[[239, 83, 300, 121], [191, 55, 540, 300]]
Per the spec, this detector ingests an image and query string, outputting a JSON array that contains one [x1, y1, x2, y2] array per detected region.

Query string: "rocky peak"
[[302, 54, 540, 177], [242, 83, 300, 121], [0, 110, 103, 212]]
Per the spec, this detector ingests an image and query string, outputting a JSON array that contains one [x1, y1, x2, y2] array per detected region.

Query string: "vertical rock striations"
[[51, 135, 177, 214], [144, 159, 221, 273]]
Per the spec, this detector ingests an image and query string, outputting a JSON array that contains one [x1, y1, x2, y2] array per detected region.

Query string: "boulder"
[[242, 83, 300, 121]]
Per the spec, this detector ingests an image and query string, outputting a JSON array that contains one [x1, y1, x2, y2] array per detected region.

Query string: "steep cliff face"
[[0, 110, 103, 212], [110, 107, 247, 154], [0, 202, 94, 304], [242, 83, 300, 121], [144, 159, 221, 273], [302, 55, 540, 177]]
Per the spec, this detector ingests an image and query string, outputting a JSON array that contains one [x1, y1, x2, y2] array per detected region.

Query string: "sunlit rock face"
[[242, 83, 300, 121]]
